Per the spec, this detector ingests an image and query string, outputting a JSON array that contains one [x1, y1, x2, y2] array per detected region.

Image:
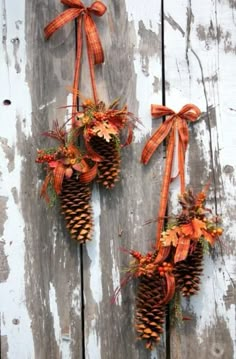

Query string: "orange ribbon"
[[141, 104, 201, 249], [44, 0, 107, 119]]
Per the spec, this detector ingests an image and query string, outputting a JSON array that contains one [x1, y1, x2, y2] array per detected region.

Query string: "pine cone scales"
[[90, 136, 121, 189], [135, 273, 166, 349], [174, 242, 204, 297], [60, 175, 93, 243]]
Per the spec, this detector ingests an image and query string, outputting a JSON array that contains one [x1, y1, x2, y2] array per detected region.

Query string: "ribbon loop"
[[61, 0, 84, 8], [88, 1, 107, 16], [141, 104, 201, 247]]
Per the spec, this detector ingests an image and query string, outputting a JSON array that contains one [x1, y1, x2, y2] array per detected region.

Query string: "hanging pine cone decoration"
[[160, 188, 223, 264], [75, 98, 138, 189], [89, 136, 120, 188], [113, 250, 175, 349], [135, 271, 166, 349], [174, 241, 203, 297], [60, 174, 93, 243], [36, 121, 97, 243]]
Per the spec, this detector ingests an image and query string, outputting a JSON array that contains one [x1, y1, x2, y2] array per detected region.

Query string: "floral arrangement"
[[114, 188, 223, 349], [36, 1, 138, 243], [36, 98, 137, 243]]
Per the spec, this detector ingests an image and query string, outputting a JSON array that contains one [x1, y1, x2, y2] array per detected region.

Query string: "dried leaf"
[[92, 121, 118, 142], [202, 229, 215, 246], [192, 218, 206, 239]]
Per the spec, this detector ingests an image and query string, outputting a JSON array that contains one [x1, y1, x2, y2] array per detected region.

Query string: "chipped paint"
[[165, 1, 236, 356], [86, 319, 101, 359], [86, 185, 103, 304], [125, 0, 162, 141], [0, 0, 35, 357], [49, 282, 61, 346]]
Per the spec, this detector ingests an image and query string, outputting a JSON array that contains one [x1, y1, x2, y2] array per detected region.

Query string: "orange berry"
[[160, 271, 165, 277]]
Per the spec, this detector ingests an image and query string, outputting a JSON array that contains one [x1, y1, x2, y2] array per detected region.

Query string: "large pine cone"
[[174, 242, 204, 297], [135, 273, 166, 350], [60, 174, 93, 243], [90, 136, 121, 189]]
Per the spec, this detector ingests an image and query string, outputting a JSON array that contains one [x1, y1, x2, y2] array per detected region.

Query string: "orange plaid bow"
[[141, 104, 201, 253], [44, 0, 107, 115]]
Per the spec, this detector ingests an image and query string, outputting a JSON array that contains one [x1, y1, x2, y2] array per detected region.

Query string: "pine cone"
[[90, 136, 121, 189], [174, 242, 204, 297], [60, 174, 93, 243], [135, 273, 166, 350]]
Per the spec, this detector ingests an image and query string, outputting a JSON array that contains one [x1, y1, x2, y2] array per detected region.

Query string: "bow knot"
[[141, 104, 201, 245]]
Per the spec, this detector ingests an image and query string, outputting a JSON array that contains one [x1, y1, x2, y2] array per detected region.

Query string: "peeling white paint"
[[86, 319, 101, 359], [86, 185, 103, 303], [49, 282, 72, 359], [165, 0, 236, 353], [125, 0, 162, 142], [0, 0, 35, 357], [71, 285, 81, 317], [49, 282, 61, 346], [38, 98, 56, 110]]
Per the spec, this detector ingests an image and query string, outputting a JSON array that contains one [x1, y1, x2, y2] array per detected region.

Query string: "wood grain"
[[1, 0, 235, 358], [80, 1, 165, 358], [1, 0, 82, 358], [164, 1, 236, 358]]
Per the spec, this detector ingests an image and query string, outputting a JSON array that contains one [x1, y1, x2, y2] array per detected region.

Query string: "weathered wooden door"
[[0, 0, 235, 358]]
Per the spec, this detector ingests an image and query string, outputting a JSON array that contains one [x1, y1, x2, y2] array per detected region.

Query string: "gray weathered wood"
[[1, 0, 236, 358], [164, 1, 236, 358], [1, 0, 83, 358], [81, 1, 165, 358]]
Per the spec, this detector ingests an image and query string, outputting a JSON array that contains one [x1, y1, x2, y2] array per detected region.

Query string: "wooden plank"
[[164, 1, 236, 358], [80, 0, 166, 358], [0, 1, 83, 358]]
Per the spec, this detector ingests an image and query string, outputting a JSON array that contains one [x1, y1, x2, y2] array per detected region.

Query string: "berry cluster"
[[129, 250, 173, 278], [35, 150, 55, 163]]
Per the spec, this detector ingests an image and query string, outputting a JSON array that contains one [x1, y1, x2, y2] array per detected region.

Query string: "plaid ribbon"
[[44, 0, 107, 115], [141, 104, 201, 248]]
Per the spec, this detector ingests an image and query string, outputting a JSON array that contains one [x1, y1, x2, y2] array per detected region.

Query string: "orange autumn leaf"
[[192, 218, 206, 239], [202, 229, 215, 246], [92, 121, 118, 142], [161, 228, 178, 247]]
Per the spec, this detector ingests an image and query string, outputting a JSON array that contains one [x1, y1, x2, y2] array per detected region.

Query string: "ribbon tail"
[[174, 237, 191, 263], [156, 128, 175, 245], [72, 16, 83, 123], [160, 273, 175, 305], [80, 163, 98, 183], [84, 14, 104, 64], [155, 246, 171, 264], [141, 119, 173, 164], [178, 137, 185, 194]]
